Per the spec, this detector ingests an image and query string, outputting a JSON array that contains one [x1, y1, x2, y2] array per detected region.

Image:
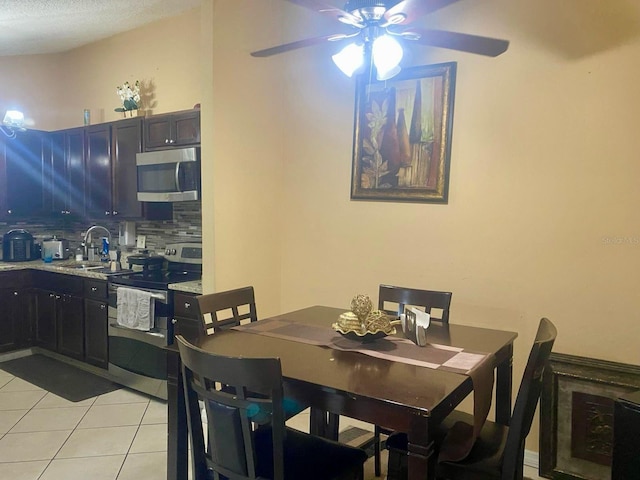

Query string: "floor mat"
[[0, 354, 120, 402]]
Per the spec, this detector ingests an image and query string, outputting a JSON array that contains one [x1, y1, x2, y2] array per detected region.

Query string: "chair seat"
[[255, 426, 368, 480], [386, 411, 509, 480]]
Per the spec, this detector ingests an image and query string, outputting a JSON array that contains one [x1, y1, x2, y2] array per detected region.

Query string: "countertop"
[[0, 259, 203, 294], [0, 259, 132, 280]]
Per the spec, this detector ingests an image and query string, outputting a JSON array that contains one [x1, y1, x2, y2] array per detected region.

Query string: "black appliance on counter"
[[2, 229, 36, 262], [107, 242, 202, 400]]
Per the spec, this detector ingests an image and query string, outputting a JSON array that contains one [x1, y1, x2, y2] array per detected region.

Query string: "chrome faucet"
[[83, 225, 112, 260]]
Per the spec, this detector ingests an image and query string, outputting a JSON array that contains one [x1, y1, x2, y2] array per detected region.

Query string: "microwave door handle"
[[175, 162, 182, 192]]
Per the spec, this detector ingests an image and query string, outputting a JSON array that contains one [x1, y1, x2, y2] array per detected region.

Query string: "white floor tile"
[[77, 403, 147, 429], [0, 430, 72, 462], [0, 390, 47, 410], [10, 406, 89, 433], [117, 451, 167, 480], [129, 424, 168, 453], [39, 455, 126, 480], [94, 389, 149, 405], [34, 392, 97, 409], [0, 377, 44, 392], [0, 460, 49, 480], [0, 376, 14, 389], [56, 426, 137, 458], [0, 409, 28, 434], [141, 399, 168, 425]]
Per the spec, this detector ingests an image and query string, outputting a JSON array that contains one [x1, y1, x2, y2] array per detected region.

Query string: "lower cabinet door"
[[84, 299, 108, 368], [35, 290, 57, 351], [56, 295, 84, 360]]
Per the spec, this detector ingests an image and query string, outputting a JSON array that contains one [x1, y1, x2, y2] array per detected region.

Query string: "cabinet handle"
[[165, 139, 170, 144], [113, 211, 118, 216], [91, 287, 98, 292], [55, 295, 61, 299], [13, 291, 18, 296], [184, 302, 191, 309], [105, 211, 110, 216], [49, 293, 55, 298], [169, 139, 175, 144], [7, 210, 11, 214], [171, 318, 177, 324], [100, 304, 106, 310]]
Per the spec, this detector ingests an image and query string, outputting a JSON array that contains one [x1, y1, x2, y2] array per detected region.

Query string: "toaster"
[[41, 238, 70, 261]]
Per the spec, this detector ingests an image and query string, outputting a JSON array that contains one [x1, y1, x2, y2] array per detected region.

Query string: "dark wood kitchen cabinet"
[[0, 271, 33, 352], [42, 128, 86, 217], [83, 278, 109, 368], [171, 291, 201, 343], [85, 124, 113, 218], [144, 109, 200, 150], [33, 271, 84, 358], [0, 129, 47, 218]]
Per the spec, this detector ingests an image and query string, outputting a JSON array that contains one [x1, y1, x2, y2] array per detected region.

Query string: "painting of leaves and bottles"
[[350, 62, 456, 203]]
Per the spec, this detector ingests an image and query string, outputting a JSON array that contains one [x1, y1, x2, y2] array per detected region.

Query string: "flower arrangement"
[[115, 80, 141, 115]]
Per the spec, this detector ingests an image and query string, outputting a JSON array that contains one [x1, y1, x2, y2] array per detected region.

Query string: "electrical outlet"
[[136, 235, 146, 249]]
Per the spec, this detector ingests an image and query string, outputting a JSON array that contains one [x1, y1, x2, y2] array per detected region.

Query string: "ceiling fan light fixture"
[[372, 34, 403, 80], [1, 109, 25, 139], [3, 110, 24, 129], [332, 42, 365, 77]]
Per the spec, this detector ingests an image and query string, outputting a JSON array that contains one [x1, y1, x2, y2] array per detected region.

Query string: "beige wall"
[[0, 8, 201, 131], [205, 0, 640, 452], [4, 0, 640, 455]]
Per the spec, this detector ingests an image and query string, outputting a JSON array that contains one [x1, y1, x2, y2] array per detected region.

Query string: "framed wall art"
[[350, 62, 456, 203], [540, 352, 640, 480]]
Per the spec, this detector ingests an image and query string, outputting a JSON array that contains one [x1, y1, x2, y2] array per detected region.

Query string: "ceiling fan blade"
[[251, 34, 343, 57], [384, 0, 463, 25], [411, 29, 509, 57], [284, 0, 364, 27]]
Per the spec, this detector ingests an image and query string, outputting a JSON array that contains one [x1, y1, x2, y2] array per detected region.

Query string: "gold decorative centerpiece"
[[332, 294, 400, 342]]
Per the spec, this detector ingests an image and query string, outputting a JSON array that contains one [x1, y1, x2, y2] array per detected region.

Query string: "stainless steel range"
[[107, 242, 202, 399]]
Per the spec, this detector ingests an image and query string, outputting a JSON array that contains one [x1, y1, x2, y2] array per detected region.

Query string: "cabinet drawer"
[[84, 279, 107, 300], [36, 271, 83, 295], [173, 293, 200, 320]]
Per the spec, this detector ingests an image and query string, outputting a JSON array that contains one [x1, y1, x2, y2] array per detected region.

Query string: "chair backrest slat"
[[378, 284, 453, 324], [196, 286, 257, 336], [176, 335, 286, 480], [502, 318, 557, 479]]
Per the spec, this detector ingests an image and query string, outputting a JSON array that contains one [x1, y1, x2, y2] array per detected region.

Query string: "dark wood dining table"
[[166, 306, 518, 480]]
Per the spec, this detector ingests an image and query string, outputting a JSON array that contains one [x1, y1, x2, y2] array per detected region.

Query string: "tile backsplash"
[[0, 201, 202, 257]]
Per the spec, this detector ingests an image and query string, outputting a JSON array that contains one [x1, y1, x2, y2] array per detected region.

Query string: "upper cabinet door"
[[112, 118, 143, 218], [3, 129, 46, 217], [144, 110, 200, 150], [65, 128, 86, 217], [85, 125, 112, 218]]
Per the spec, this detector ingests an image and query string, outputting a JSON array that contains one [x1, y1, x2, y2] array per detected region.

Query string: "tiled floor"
[[0, 368, 167, 480], [0, 367, 542, 480]]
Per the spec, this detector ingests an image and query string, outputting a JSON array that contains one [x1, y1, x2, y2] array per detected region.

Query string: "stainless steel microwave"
[[136, 147, 200, 202]]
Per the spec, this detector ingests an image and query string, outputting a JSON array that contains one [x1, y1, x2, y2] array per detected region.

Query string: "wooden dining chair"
[[370, 284, 453, 476], [378, 284, 453, 324], [196, 285, 257, 336], [194, 285, 325, 423], [176, 335, 368, 480], [385, 317, 557, 480]]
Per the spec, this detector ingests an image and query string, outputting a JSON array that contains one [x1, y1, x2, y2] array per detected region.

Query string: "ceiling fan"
[[251, 0, 509, 80]]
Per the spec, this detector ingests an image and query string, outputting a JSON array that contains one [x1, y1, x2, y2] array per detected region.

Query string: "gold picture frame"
[[350, 62, 456, 203]]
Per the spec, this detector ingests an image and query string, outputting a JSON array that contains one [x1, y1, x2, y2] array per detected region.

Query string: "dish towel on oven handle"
[[116, 287, 155, 331]]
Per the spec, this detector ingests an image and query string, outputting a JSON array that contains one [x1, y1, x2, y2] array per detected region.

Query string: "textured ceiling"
[[0, 0, 201, 56]]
